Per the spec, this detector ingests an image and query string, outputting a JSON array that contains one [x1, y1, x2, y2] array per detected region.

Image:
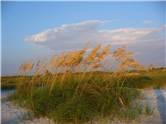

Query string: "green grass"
[[2, 68, 166, 123], [9, 73, 140, 123]]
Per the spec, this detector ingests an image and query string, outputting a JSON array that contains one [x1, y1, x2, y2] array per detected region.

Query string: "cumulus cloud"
[[25, 20, 103, 50], [25, 20, 165, 67], [25, 20, 164, 51]]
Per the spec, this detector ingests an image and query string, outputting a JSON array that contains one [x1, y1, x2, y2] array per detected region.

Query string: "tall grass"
[[11, 44, 147, 123]]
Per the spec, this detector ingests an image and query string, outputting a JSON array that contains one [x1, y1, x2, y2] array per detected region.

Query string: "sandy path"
[[1, 100, 27, 124], [1, 99, 54, 124], [1, 89, 166, 124], [139, 89, 166, 124]]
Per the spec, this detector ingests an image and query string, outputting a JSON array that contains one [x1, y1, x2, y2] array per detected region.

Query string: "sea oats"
[[18, 61, 34, 74], [112, 47, 142, 71], [34, 60, 48, 74], [84, 44, 101, 64], [97, 44, 111, 61]]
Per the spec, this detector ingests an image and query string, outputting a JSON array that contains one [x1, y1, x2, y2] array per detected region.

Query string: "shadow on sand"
[[155, 89, 166, 124]]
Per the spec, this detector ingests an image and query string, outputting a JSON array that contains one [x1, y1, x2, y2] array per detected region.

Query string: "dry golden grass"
[[15, 44, 147, 123], [18, 44, 143, 76], [18, 61, 34, 74]]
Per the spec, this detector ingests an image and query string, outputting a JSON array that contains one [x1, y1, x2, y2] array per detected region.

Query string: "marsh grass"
[[7, 44, 165, 123]]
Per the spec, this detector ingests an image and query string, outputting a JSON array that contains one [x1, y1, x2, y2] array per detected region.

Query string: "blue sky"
[[2, 2, 165, 75]]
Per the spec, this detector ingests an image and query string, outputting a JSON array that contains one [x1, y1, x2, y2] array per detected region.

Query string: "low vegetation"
[[2, 69, 166, 90], [1, 76, 31, 89], [2, 44, 166, 123], [121, 69, 166, 89]]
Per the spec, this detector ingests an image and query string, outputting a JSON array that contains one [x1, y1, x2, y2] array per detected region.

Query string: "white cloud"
[[25, 20, 164, 51], [25, 20, 103, 43], [99, 28, 157, 45], [143, 20, 153, 25]]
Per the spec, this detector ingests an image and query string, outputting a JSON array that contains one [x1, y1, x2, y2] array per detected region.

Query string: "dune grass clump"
[[11, 44, 146, 123]]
